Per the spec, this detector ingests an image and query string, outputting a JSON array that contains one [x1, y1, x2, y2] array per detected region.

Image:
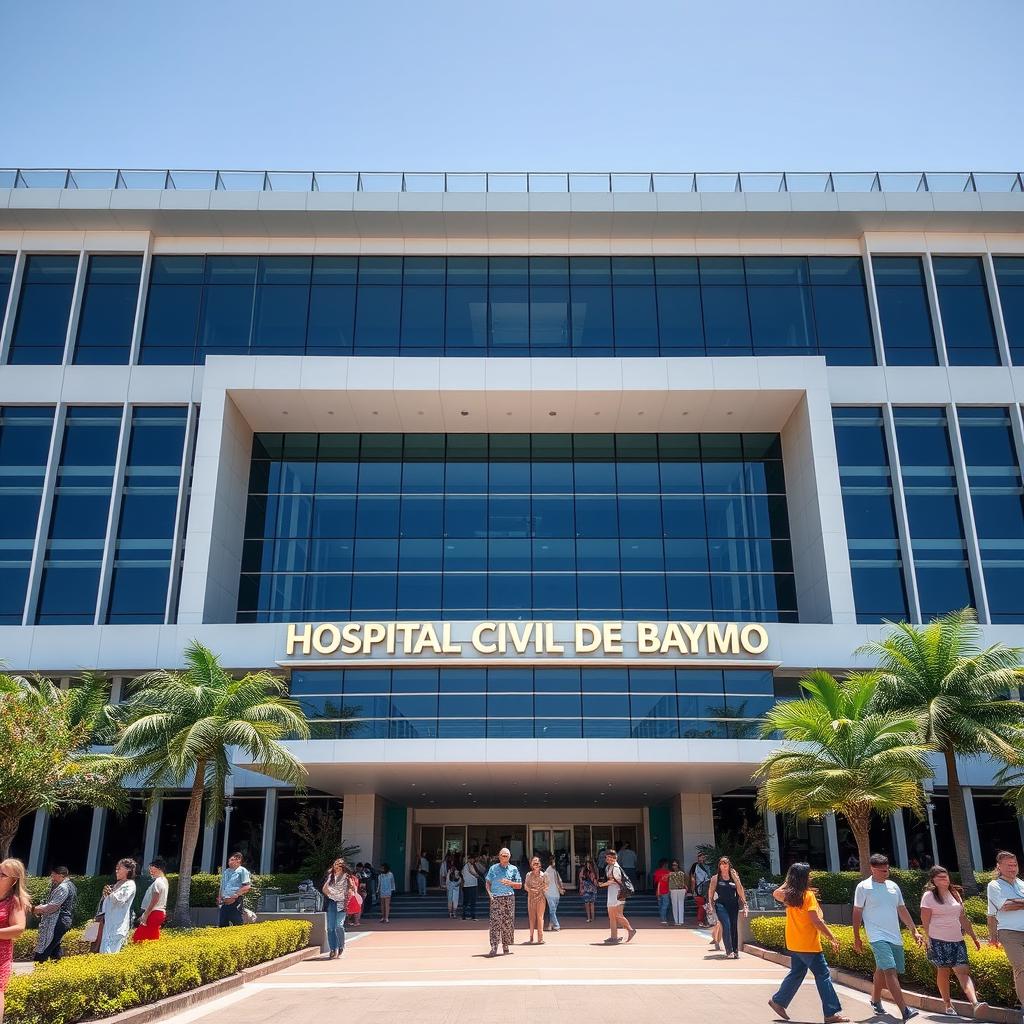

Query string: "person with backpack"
[[598, 848, 636, 944], [32, 865, 76, 961], [689, 851, 712, 926], [767, 862, 849, 1023]]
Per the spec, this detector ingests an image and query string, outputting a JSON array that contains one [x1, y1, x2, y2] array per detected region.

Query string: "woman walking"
[[132, 858, 169, 943], [321, 857, 350, 958], [578, 857, 599, 923], [98, 858, 137, 954], [668, 860, 688, 926], [920, 865, 986, 1017], [598, 848, 636, 944], [707, 855, 747, 959], [767, 862, 849, 1023], [0, 859, 28, 1024], [446, 858, 463, 919], [377, 862, 395, 923], [524, 856, 547, 943], [484, 848, 523, 957]]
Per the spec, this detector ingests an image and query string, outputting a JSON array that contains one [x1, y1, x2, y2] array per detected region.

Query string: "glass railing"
[[1, 169, 1021, 193]]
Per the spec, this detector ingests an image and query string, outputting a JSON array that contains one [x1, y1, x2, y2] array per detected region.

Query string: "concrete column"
[[680, 793, 715, 864], [642, 806, 653, 881], [962, 787, 983, 872], [200, 823, 216, 874], [891, 811, 909, 869], [765, 809, 781, 875], [343, 793, 386, 865], [260, 790, 278, 874], [27, 810, 48, 875], [824, 814, 841, 872], [142, 800, 160, 868], [85, 808, 106, 876]]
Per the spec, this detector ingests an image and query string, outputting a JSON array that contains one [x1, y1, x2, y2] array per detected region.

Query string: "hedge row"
[[27, 873, 307, 926], [4, 919, 312, 1024], [13, 929, 86, 962], [749, 916, 1017, 1010], [809, 869, 993, 907]]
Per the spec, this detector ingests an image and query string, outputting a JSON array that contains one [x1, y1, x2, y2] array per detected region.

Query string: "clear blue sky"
[[4, 0, 1022, 172]]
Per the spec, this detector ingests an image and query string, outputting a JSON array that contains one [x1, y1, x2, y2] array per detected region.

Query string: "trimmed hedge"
[[27, 873, 307, 926], [749, 915, 1017, 1010], [4, 919, 312, 1024], [809, 869, 992, 908]]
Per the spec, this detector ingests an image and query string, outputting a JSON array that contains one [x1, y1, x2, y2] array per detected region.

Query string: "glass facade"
[[893, 407, 974, 621], [957, 408, 1024, 623], [933, 257, 999, 366], [0, 407, 55, 624], [105, 408, 188, 623], [137, 255, 875, 365], [36, 406, 122, 624], [239, 432, 796, 624], [8, 255, 79, 365], [872, 256, 938, 366], [73, 255, 143, 364], [0, 254, 14, 328], [289, 666, 775, 740], [994, 257, 1024, 363], [832, 407, 908, 622]]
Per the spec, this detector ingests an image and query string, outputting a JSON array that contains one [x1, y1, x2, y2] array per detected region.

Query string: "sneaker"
[[870, 1001, 885, 1015], [971, 1002, 989, 1020], [942, 1009, 956, 1017], [902, 1010, 919, 1022]]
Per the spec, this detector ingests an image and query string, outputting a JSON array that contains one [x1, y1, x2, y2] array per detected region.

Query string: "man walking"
[[417, 851, 430, 897], [852, 854, 924, 1021], [217, 851, 252, 927], [32, 865, 76, 962], [987, 850, 1024, 1020], [484, 848, 522, 957], [461, 854, 480, 920]]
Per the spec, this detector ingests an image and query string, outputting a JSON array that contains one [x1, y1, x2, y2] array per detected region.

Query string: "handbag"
[[241, 907, 258, 924], [81, 919, 101, 943], [704, 907, 718, 927], [346, 889, 364, 914]]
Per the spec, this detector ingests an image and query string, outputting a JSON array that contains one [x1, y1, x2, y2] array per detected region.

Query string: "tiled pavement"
[[156, 919, 964, 1024]]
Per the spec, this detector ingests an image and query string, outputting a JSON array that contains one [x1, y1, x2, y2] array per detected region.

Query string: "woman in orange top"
[[767, 863, 848, 1023]]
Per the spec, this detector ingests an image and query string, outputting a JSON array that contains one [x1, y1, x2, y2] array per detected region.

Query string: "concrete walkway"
[[154, 919, 955, 1024]]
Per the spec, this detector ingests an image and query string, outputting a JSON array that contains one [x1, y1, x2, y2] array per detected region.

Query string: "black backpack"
[[614, 865, 636, 899]]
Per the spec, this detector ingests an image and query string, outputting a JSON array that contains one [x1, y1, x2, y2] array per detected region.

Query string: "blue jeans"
[[325, 901, 346, 953], [546, 894, 560, 929], [417, 872, 427, 896], [773, 950, 842, 1017], [717, 901, 739, 955], [658, 893, 671, 923]]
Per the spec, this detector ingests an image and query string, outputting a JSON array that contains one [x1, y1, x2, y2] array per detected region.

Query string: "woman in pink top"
[[919, 865, 985, 1016]]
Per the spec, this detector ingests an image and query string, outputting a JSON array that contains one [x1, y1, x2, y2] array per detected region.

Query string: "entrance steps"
[[378, 890, 675, 921]]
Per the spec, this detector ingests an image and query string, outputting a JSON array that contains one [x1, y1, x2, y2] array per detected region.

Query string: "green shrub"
[[749, 916, 1017, 1010], [4, 919, 312, 1024]]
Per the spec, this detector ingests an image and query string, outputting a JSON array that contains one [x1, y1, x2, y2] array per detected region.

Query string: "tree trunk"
[[846, 806, 873, 877], [172, 760, 206, 927], [0, 813, 20, 861], [943, 745, 979, 896]]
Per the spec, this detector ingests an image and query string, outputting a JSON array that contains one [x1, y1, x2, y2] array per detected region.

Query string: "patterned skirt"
[[580, 879, 598, 904], [927, 938, 969, 967]]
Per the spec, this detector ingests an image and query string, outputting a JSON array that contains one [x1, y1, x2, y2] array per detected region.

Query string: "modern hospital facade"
[[2, 168, 1024, 889]]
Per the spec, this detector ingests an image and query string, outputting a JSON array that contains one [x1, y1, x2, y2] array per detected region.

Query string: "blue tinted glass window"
[[745, 257, 816, 355], [0, 255, 14, 332], [73, 255, 142, 365], [873, 256, 938, 366], [612, 258, 658, 352], [994, 257, 1024, 365], [832, 407, 908, 622], [809, 257, 875, 365], [140, 256, 204, 364], [9, 255, 79, 365], [958, 408, 1024, 622], [894, 407, 974, 619], [0, 407, 55, 623], [36, 406, 122, 624], [570, 257, 613, 352], [933, 257, 999, 366], [700, 258, 751, 353], [198, 257, 255, 358], [251, 257, 310, 354]]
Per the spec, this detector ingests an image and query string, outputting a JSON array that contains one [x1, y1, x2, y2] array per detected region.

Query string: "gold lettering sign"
[[285, 621, 769, 658]]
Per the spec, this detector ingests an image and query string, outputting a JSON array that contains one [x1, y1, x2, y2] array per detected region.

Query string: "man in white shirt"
[[987, 850, 1024, 1015], [542, 858, 566, 931], [852, 853, 924, 1022], [618, 842, 639, 888], [417, 851, 429, 896], [461, 855, 481, 921]]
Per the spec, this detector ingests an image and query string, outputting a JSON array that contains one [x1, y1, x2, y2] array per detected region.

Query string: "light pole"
[[925, 800, 940, 866], [220, 798, 235, 873]]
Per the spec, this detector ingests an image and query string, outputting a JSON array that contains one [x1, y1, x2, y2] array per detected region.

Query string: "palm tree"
[[0, 671, 127, 858], [115, 640, 310, 925], [755, 670, 933, 875], [859, 609, 1024, 894]]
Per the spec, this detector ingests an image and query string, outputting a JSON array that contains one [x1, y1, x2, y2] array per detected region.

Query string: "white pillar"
[[642, 806, 652, 883], [27, 810, 48, 875], [765, 809, 781, 876], [260, 790, 278, 874], [142, 800, 160, 868], [824, 814, 841, 872], [200, 823, 216, 874], [962, 787, 983, 872], [85, 808, 106, 876], [343, 793, 384, 865], [891, 812, 909, 869], [680, 793, 715, 864]]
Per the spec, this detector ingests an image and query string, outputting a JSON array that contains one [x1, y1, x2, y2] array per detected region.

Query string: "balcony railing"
[[1, 169, 1022, 194]]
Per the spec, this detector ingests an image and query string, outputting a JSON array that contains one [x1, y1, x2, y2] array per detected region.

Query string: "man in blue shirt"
[[217, 851, 252, 927], [484, 848, 522, 957]]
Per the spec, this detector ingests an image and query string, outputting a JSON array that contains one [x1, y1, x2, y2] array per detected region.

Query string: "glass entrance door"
[[443, 825, 466, 859], [529, 826, 573, 883]]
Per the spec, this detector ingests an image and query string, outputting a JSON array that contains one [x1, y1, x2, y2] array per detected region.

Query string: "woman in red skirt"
[[133, 858, 169, 942]]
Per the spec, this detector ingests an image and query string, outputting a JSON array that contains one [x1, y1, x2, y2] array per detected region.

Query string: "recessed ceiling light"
[[548, 411, 557, 417], [460, 410, 470, 416], [681, 411, 688, 416], [372, 410, 379, 416], [593, 411, 600, 416], [281, 411, 288, 415], [505, 411, 512, 416], [637, 411, 644, 416], [327, 410, 334, 416], [417, 411, 424, 416], [726, 411, 733, 416]]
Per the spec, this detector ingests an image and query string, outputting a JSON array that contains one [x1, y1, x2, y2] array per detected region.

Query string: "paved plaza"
[[159, 920, 943, 1024]]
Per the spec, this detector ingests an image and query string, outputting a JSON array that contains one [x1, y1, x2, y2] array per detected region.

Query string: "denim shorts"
[[869, 939, 905, 973]]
